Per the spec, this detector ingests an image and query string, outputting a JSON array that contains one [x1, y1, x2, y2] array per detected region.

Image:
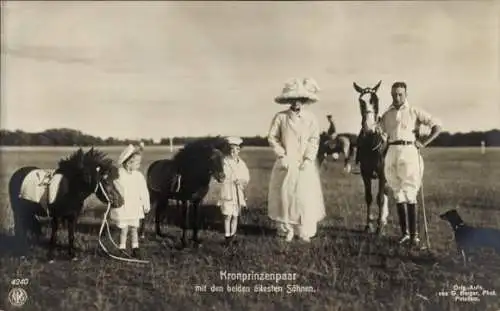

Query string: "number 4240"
[[11, 278, 29, 286]]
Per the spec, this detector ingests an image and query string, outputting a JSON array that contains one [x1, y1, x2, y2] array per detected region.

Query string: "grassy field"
[[0, 146, 499, 311]]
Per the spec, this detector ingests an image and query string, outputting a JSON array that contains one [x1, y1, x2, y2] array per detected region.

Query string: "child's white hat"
[[118, 144, 141, 165], [226, 136, 243, 146]]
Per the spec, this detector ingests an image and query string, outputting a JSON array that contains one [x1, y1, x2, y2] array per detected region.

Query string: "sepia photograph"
[[0, 1, 499, 310]]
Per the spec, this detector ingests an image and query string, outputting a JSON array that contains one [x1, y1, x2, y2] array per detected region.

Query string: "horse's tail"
[[8, 166, 40, 238]]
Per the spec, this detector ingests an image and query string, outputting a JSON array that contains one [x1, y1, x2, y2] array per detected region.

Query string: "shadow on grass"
[[0, 233, 25, 258], [318, 225, 448, 268]]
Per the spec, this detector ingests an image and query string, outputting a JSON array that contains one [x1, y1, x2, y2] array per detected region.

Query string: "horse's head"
[[353, 81, 381, 133], [208, 148, 226, 183], [353, 81, 386, 154], [174, 137, 227, 184], [208, 137, 230, 182], [82, 148, 124, 208]]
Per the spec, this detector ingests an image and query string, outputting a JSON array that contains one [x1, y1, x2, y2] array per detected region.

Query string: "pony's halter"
[[359, 92, 379, 132], [92, 166, 102, 194]]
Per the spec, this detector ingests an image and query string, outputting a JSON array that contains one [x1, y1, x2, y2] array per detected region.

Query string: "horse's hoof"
[[48, 259, 55, 264], [71, 256, 78, 261]]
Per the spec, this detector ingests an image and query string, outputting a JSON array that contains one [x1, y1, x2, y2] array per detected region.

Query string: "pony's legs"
[[12, 206, 30, 256], [362, 175, 375, 232], [191, 201, 201, 245], [181, 201, 190, 247], [343, 143, 352, 173], [67, 216, 78, 260], [48, 216, 60, 262], [376, 178, 389, 235], [155, 198, 169, 238]]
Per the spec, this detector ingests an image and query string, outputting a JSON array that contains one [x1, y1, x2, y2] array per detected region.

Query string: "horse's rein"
[[97, 182, 149, 264]]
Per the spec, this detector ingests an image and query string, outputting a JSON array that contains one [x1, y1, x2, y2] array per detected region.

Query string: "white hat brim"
[[274, 91, 319, 104], [226, 136, 243, 145]]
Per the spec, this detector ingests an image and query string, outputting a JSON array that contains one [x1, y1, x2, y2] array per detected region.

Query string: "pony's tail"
[[8, 167, 42, 241]]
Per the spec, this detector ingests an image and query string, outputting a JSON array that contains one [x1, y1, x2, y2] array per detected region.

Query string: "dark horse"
[[317, 132, 355, 172], [353, 81, 389, 235], [140, 137, 227, 248], [9, 148, 124, 261]]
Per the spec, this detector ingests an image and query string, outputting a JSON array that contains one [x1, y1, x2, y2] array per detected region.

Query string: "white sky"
[[1, 1, 499, 140]]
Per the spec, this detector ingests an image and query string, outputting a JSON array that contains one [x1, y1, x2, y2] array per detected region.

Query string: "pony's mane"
[[173, 137, 228, 162], [83, 147, 114, 171], [57, 147, 115, 177], [57, 149, 85, 175]]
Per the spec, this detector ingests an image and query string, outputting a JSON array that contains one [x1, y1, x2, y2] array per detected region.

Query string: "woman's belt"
[[388, 140, 415, 146]]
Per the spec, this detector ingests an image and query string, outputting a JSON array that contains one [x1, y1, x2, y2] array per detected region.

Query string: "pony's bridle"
[[92, 166, 102, 194], [359, 93, 385, 152]]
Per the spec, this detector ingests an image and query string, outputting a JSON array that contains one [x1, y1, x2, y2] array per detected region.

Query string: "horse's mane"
[[173, 137, 228, 163], [57, 149, 85, 176], [84, 147, 117, 177], [57, 147, 116, 179]]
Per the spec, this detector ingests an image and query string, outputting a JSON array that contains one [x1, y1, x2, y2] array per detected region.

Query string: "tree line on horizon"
[[0, 128, 499, 147]]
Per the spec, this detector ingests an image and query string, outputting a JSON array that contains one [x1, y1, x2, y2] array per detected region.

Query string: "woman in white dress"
[[110, 144, 150, 259], [218, 136, 250, 244], [267, 78, 326, 242]]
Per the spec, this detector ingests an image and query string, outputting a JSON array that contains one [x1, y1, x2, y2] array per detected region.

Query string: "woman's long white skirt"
[[267, 160, 326, 238]]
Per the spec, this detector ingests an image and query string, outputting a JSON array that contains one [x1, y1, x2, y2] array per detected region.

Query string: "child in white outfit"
[[218, 137, 250, 244], [110, 144, 150, 259]]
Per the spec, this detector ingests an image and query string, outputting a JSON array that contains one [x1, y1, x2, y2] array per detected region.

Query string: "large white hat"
[[275, 78, 320, 104], [226, 136, 243, 146], [117, 144, 141, 165]]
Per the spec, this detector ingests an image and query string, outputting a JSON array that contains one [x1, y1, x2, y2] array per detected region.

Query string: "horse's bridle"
[[92, 166, 102, 194]]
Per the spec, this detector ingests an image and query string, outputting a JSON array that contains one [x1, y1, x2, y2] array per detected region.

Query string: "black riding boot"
[[407, 203, 420, 246], [397, 203, 409, 243]]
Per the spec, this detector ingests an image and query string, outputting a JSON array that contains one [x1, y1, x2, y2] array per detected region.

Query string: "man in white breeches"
[[380, 82, 442, 246]]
